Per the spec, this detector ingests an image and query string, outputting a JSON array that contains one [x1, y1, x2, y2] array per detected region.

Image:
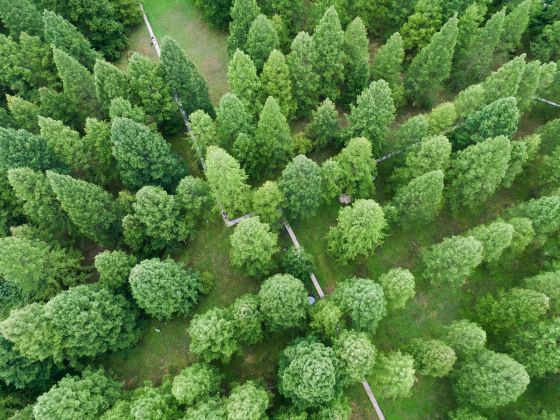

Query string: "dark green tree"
[[215, 93, 253, 150], [372, 32, 405, 107], [281, 246, 314, 282], [399, 0, 442, 55], [0, 0, 42, 38], [93, 60, 130, 113], [227, 50, 261, 116], [306, 99, 339, 149], [227, 0, 261, 56], [500, 0, 531, 54], [287, 32, 319, 117], [0, 336, 52, 389], [342, 17, 369, 105]]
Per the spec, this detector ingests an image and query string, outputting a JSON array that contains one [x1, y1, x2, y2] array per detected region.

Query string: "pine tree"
[[81, 118, 115, 185], [371, 32, 405, 108], [306, 99, 340, 149], [160, 36, 213, 116], [342, 17, 369, 106], [6, 95, 40, 133], [346, 80, 396, 156], [227, 0, 261, 56], [110, 117, 186, 190], [448, 136, 512, 212], [405, 16, 458, 105], [312, 6, 345, 102], [335, 137, 376, 199], [482, 54, 526, 104], [245, 15, 279, 71], [215, 93, 253, 150], [260, 49, 295, 119], [93, 60, 130, 113], [399, 0, 442, 56], [46, 171, 121, 246], [227, 50, 261, 117], [287, 32, 319, 117], [502, 141, 529, 188], [0, 0, 42, 38], [500, 0, 531, 54], [52, 48, 101, 124], [42, 10, 98, 70], [189, 110, 218, 159]]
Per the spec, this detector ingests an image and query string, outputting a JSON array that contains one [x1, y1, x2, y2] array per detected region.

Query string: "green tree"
[[441, 319, 487, 357], [426, 102, 456, 135], [391, 114, 429, 149], [334, 331, 376, 385], [43, 10, 97, 69], [94, 250, 136, 289], [245, 15, 279, 70], [309, 300, 344, 340], [227, 0, 261, 56], [409, 338, 456, 377], [320, 158, 344, 200], [184, 398, 226, 419], [109, 97, 145, 124], [500, 0, 531, 54], [370, 351, 415, 399], [230, 294, 263, 345], [215, 93, 252, 150], [175, 175, 214, 231], [378, 268, 415, 311], [335, 137, 376, 199], [539, 144, 560, 194], [38, 117, 88, 174], [161, 36, 213, 116], [279, 338, 339, 409], [252, 181, 283, 227], [6, 96, 40, 133], [372, 32, 405, 107], [205, 145, 251, 215], [531, 21, 560, 62], [81, 118, 117, 185], [400, 0, 442, 55], [516, 60, 543, 111], [227, 50, 261, 117], [524, 271, 560, 314], [278, 155, 323, 221], [260, 50, 295, 118], [189, 110, 218, 159], [172, 363, 221, 406], [306, 98, 339, 149], [501, 140, 529, 188], [258, 274, 308, 330], [46, 171, 121, 246], [502, 217, 534, 262], [33, 369, 121, 420], [453, 350, 529, 409], [230, 216, 278, 277], [388, 170, 444, 227], [405, 16, 458, 105], [332, 277, 387, 332], [226, 381, 269, 420], [93, 60, 130, 113], [327, 199, 386, 263], [111, 117, 185, 190], [0, 0, 42, 38], [423, 235, 483, 288], [129, 383, 178, 419], [342, 17, 369, 105], [189, 307, 239, 363], [454, 83, 486, 118], [287, 32, 319, 117], [508, 195, 560, 242], [467, 221, 514, 264], [281, 246, 314, 282], [482, 55, 526, 104], [0, 336, 52, 389], [312, 6, 345, 101]]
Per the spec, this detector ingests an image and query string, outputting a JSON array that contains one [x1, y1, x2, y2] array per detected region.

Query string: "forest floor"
[[101, 2, 560, 418]]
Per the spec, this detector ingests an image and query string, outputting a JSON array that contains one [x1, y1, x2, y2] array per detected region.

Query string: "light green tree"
[[245, 15, 279, 70], [372, 32, 405, 107], [230, 217, 278, 277], [230, 294, 263, 345], [334, 331, 376, 385], [225, 381, 269, 420], [409, 338, 456, 377], [93, 60, 130, 113], [215, 93, 253, 150], [467, 221, 514, 264], [399, 0, 442, 55], [500, 0, 531, 54], [94, 250, 136, 289], [287, 32, 319, 117], [189, 307, 239, 363], [227, 0, 261, 56], [482, 55, 526, 104], [172, 363, 221, 406], [334, 137, 376, 199], [227, 50, 261, 116], [252, 181, 283, 227], [258, 274, 308, 331], [260, 50, 295, 119], [441, 319, 486, 357], [378, 268, 415, 311], [370, 351, 415, 399]]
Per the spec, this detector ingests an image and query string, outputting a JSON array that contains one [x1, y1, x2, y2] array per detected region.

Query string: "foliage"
[[334, 137, 376, 199], [252, 181, 283, 227], [508, 195, 560, 242], [228, 0, 261, 56], [454, 83, 486, 118], [531, 20, 560, 62], [246, 15, 279, 70], [130, 383, 178, 419], [225, 381, 270, 420], [230, 294, 263, 345], [309, 300, 344, 340], [408, 338, 456, 377], [482, 55, 526, 104], [0, 0, 42, 38], [524, 271, 560, 314], [502, 141, 529, 188], [0, 336, 52, 389], [215, 93, 252, 150], [93, 60, 129, 113], [370, 351, 415, 399], [334, 331, 376, 385], [306, 99, 339, 149], [467, 221, 514, 264], [109, 97, 145, 124], [258, 274, 308, 331], [260, 49, 295, 119], [378, 268, 415, 311], [94, 250, 136, 289], [189, 307, 239, 363], [500, 0, 531, 53], [441, 319, 487, 357], [372, 32, 405, 107], [426, 102, 456, 135], [189, 110, 217, 159], [230, 217, 278, 277], [281, 247, 314, 282], [287, 32, 319, 117], [400, 0, 442, 55], [6, 96, 40, 133], [227, 50, 261, 117], [342, 17, 369, 105], [171, 363, 221, 406]]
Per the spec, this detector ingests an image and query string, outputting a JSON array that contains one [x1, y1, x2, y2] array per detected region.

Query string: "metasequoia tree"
[[372, 32, 405, 107], [260, 50, 295, 119], [245, 15, 279, 70], [399, 0, 442, 55], [306, 99, 339, 149], [467, 221, 514, 264], [93, 60, 130, 113], [227, 0, 260, 56], [334, 137, 376, 199], [287, 32, 319, 117], [0, 0, 42, 38], [227, 50, 261, 116], [342, 17, 369, 105], [215, 93, 252, 150], [500, 0, 531, 54]]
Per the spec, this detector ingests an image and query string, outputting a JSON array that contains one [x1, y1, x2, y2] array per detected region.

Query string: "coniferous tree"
[[111, 117, 185, 190], [260, 50, 295, 119], [245, 15, 279, 71], [531, 21, 560, 62], [81, 118, 115, 185], [43, 11, 98, 70], [516, 60, 543, 111], [287, 32, 319, 117], [109, 97, 146, 124], [335, 137, 376, 199], [508, 195, 560, 243], [6, 95, 40, 133], [342, 17, 369, 106], [227, 0, 261, 56], [399, 0, 442, 55], [453, 83, 485, 118], [346, 80, 396, 156], [93, 60, 130, 113], [425, 102, 456, 135], [306, 99, 340, 149], [502, 141, 529, 188], [227, 50, 261, 117], [448, 136, 512, 212], [500, 0, 531, 54], [405, 16, 458, 105], [0, 0, 42, 38], [189, 110, 218, 160], [391, 114, 429, 150], [467, 221, 514, 264], [372, 32, 405, 107], [0, 127, 63, 172], [161, 36, 213, 116], [312, 6, 345, 102], [215, 93, 252, 150], [482, 54, 526, 104]]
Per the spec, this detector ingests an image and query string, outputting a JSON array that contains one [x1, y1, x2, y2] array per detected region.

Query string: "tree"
[[189, 110, 218, 159], [426, 102, 456, 135], [312, 7, 345, 101], [245, 15, 279, 70], [230, 294, 263, 345], [111, 117, 185, 190], [258, 274, 308, 331], [388, 170, 444, 227], [531, 20, 560, 62], [127, 53, 177, 126], [281, 246, 314, 282], [372, 32, 405, 107], [279, 338, 339, 409], [129, 258, 201, 320], [161, 36, 213, 116], [260, 50, 295, 118], [6, 96, 40, 133], [524, 271, 560, 314], [454, 83, 485, 118], [405, 16, 458, 105], [194, 0, 232, 29], [33, 369, 121, 420], [502, 217, 534, 262], [378, 268, 415, 311], [94, 250, 136, 289], [482, 55, 526, 104], [252, 181, 283, 227], [467, 221, 514, 264], [335, 137, 376, 199], [109, 97, 145, 124], [334, 331, 376, 385], [441, 319, 487, 357], [205, 146, 251, 215], [215, 93, 252, 150], [452, 4, 486, 88], [422, 235, 483, 288], [332, 277, 387, 332], [0, 336, 52, 389], [370, 351, 415, 399], [278, 155, 323, 221], [447, 136, 512, 212], [189, 307, 239, 363], [345, 80, 396, 156], [46, 171, 121, 246], [306, 99, 339, 149], [409, 338, 456, 377], [129, 383, 178, 419], [399, 0, 442, 55], [230, 217, 278, 277], [500, 0, 531, 54], [38, 117, 88, 174], [309, 299, 343, 340], [227, 50, 261, 116], [227, 0, 261, 56], [516, 60, 543, 111], [184, 398, 226, 419], [508, 195, 560, 242], [287, 32, 319, 117], [93, 60, 130, 113], [172, 363, 221, 406], [342, 17, 369, 105], [453, 350, 529, 409], [225, 381, 269, 420], [43, 10, 97, 69], [392, 114, 429, 150], [0, 0, 42, 38], [175, 175, 214, 231], [502, 141, 529, 188]]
